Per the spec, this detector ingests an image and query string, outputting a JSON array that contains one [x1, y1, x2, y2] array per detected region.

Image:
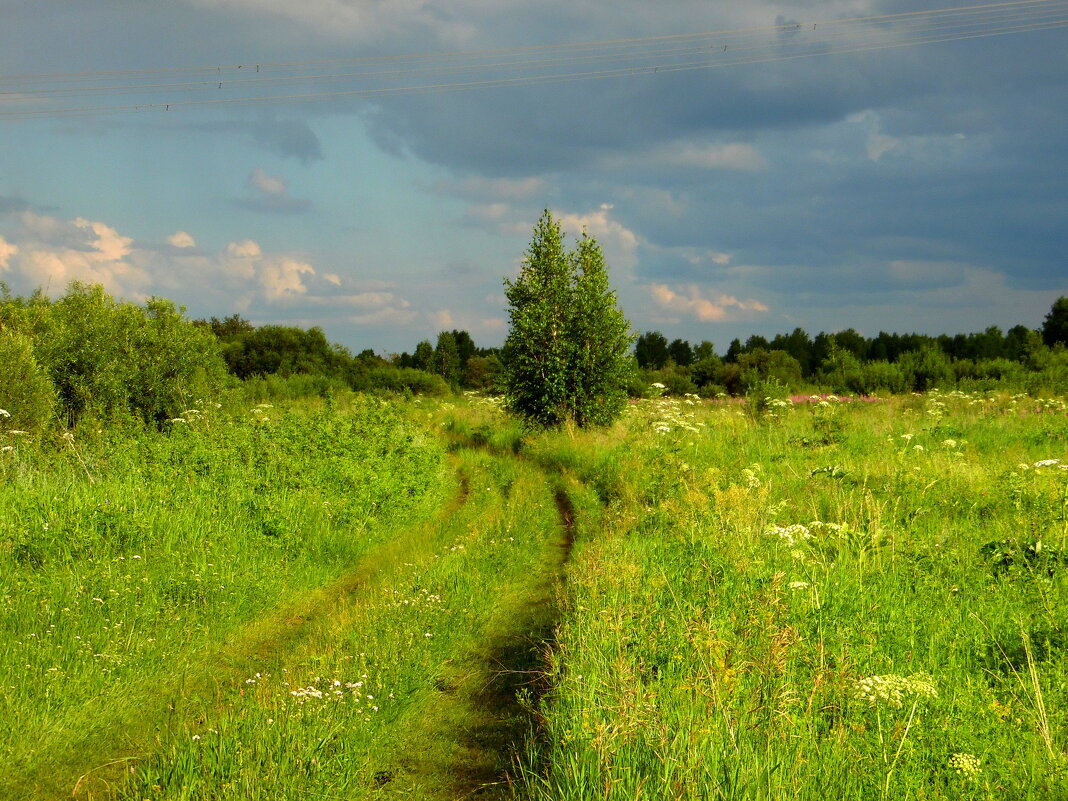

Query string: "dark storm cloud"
[[2, 0, 1065, 346], [185, 117, 324, 164], [0, 195, 31, 215]]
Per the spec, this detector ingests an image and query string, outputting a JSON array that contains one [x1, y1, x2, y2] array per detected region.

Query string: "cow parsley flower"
[[949, 753, 981, 782], [767, 524, 812, 546], [851, 673, 937, 709]]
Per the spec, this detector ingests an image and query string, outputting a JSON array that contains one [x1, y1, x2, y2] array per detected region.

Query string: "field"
[[1, 390, 1066, 799]]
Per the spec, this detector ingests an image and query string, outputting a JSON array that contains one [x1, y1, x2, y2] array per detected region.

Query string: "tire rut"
[[378, 464, 579, 801]]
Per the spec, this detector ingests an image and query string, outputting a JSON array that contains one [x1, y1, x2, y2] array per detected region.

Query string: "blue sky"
[[1, 0, 1066, 354]]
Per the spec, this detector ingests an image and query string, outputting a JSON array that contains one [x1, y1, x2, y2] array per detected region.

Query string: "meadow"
[[1, 389, 1066, 799]]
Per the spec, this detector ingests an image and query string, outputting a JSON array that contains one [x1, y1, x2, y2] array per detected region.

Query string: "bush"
[[0, 330, 56, 432], [744, 377, 791, 420], [9, 283, 226, 426], [351, 366, 452, 397], [898, 346, 953, 392], [737, 349, 803, 393]]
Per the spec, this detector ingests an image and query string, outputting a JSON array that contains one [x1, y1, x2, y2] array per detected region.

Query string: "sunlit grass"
[[521, 390, 1068, 800], [3, 389, 1066, 800], [0, 396, 449, 798]]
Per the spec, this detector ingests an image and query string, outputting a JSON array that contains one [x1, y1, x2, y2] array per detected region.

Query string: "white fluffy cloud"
[[0, 212, 401, 320], [557, 203, 640, 272], [167, 230, 196, 248], [1, 212, 148, 298], [240, 168, 311, 214], [650, 283, 768, 322], [0, 235, 17, 269]]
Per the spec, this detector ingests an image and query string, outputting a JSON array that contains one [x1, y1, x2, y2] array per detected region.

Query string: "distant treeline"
[[200, 315, 501, 395], [204, 297, 1068, 399], [4, 282, 1068, 435], [630, 303, 1068, 396]]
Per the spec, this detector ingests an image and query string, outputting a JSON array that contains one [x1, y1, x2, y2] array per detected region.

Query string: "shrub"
[[351, 366, 452, 397], [16, 283, 226, 425], [0, 330, 56, 432]]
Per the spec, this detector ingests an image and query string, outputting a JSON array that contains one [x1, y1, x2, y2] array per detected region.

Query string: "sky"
[[1, 0, 1066, 355]]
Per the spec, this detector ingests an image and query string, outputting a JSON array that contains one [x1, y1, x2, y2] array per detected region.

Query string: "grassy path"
[[371, 482, 577, 800], [13, 470, 471, 800], [25, 439, 581, 800]]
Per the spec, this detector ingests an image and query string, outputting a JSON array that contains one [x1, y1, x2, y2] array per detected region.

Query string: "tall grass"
[[0, 395, 447, 798], [521, 391, 1068, 799]]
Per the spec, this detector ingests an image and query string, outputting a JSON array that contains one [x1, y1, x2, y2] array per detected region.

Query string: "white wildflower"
[[767, 524, 812, 547], [0, 409, 9, 417], [1032, 459, 1061, 469], [949, 753, 982, 782], [851, 673, 937, 709], [742, 467, 762, 489]]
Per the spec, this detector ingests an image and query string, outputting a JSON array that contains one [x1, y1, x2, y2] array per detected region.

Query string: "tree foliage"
[[502, 211, 633, 428], [635, 331, 669, 369], [1042, 296, 1068, 347], [1, 282, 226, 426], [568, 232, 634, 427]]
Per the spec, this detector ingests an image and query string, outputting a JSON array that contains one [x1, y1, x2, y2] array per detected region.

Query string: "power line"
[[1, 0, 1065, 120]]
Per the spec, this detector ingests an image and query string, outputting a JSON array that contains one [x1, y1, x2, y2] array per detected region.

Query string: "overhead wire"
[[0, 0, 1065, 120]]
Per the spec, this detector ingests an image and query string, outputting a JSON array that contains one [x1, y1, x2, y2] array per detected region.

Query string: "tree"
[[502, 210, 633, 428], [667, 338, 694, 367], [694, 340, 716, 361], [433, 330, 461, 386], [635, 331, 669, 368], [451, 329, 477, 372], [412, 340, 435, 372], [502, 211, 574, 427], [568, 232, 633, 427], [1042, 296, 1068, 347]]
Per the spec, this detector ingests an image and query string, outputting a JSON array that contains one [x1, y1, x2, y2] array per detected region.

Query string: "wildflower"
[[788, 581, 810, 590], [742, 466, 762, 489], [651, 383, 666, 389], [1, 446, 12, 454], [767, 524, 812, 547], [941, 439, 958, 448], [0, 409, 9, 417], [851, 673, 937, 709], [949, 753, 982, 781], [1032, 459, 1061, 469]]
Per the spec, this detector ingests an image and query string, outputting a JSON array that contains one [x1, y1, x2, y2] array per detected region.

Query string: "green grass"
[[518, 391, 1068, 800], [0, 396, 448, 798], [2, 389, 1066, 800]]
